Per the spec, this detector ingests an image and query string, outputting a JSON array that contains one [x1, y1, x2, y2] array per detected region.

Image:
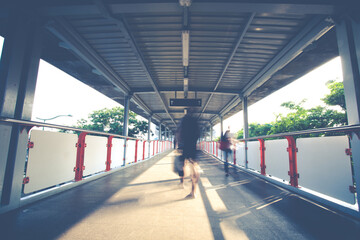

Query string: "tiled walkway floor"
[[1, 150, 360, 240]]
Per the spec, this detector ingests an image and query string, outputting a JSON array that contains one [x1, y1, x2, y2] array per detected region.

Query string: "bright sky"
[[220, 57, 343, 135], [0, 36, 343, 137]]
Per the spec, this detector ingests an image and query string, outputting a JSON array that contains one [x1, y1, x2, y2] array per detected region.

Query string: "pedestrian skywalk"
[[1, 151, 360, 240]]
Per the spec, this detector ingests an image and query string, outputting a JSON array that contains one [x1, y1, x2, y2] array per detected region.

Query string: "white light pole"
[[36, 114, 72, 130]]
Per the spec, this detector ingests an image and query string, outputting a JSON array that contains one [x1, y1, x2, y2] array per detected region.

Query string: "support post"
[[75, 132, 87, 181], [242, 97, 249, 169], [105, 136, 113, 171], [143, 140, 146, 160], [159, 123, 162, 141], [134, 139, 139, 163], [216, 142, 219, 157], [220, 116, 223, 136], [148, 115, 151, 158], [122, 95, 131, 165], [233, 148, 236, 165], [258, 139, 266, 175], [335, 16, 360, 211], [0, 11, 42, 211], [285, 136, 299, 187]]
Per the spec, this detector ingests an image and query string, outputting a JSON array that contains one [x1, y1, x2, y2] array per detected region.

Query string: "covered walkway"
[[1, 151, 360, 240]]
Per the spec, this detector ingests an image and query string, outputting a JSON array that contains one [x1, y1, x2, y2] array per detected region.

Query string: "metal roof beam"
[[199, 13, 255, 118], [242, 16, 334, 97], [94, 0, 176, 126], [216, 16, 334, 120], [153, 110, 219, 115], [219, 96, 242, 117], [131, 94, 152, 116], [38, 2, 336, 16], [47, 18, 157, 117], [133, 88, 240, 95], [47, 18, 131, 94]]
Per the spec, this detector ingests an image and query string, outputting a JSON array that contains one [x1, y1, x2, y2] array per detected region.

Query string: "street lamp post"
[[36, 114, 73, 130]]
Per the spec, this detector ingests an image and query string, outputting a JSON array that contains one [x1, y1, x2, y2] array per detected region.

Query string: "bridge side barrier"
[[200, 124, 360, 218], [0, 118, 172, 199]]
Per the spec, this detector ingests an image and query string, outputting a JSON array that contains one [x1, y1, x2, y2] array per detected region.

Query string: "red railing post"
[[285, 136, 299, 187], [258, 139, 266, 175], [152, 141, 155, 156], [143, 140, 146, 160], [134, 139, 139, 163], [106, 136, 114, 171], [156, 140, 159, 154], [216, 142, 218, 157], [233, 147, 236, 165], [75, 132, 87, 181]]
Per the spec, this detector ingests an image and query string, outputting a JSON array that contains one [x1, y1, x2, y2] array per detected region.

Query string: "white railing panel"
[[137, 140, 143, 161], [235, 142, 246, 167], [297, 136, 355, 204], [125, 140, 136, 164], [111, 138, 124, 168], [265, 139, 289, 181], [247, 141, 260, 172], [24, 130, 77, 194], [150, 141, 154, 157], [145, 141, 150, 159], [83, 135, 107, 176]]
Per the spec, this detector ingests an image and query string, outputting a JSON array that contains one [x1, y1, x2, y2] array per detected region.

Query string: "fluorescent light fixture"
[[182, 30, 190, 67], [184, 77, 188, 98], [179, 0, 192, 7]]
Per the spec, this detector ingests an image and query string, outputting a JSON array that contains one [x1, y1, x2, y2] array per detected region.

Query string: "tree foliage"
[[74, 106, 149, 137], [322, 80, 346, 111], [236, 123, 273, 139], [236, 81, 347, 139]]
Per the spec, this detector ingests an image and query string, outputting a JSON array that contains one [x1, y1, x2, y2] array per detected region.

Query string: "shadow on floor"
[[197, 151, 360, 240], [0, 155, 165, 240]]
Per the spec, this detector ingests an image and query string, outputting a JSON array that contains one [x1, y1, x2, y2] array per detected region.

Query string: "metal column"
[[242, 96, 249, 169], [159, 123, 162, 141], [122, 95, 131, 165], [0, 11, 42, 213], [335, 16, 360, 214], [220, 116, 223, 135], [148, 115, 151, 158]]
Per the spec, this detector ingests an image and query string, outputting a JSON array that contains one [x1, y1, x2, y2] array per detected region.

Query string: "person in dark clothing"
[[221, 127, 238, 176], [221, 129, 232, 176], [178, 111, 200, 198]]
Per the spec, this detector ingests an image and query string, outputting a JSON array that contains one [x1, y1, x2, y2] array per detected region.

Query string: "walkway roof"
[[1, 1, 352, 132]]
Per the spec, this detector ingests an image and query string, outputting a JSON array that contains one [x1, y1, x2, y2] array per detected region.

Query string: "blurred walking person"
[[178, 109, 200, 198], [220, 127, 234, 176]]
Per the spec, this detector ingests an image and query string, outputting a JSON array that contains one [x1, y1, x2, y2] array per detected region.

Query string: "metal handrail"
[[242, 124, 360, 141], [0, 117, 141, 141], [202, 124, 360, 142]]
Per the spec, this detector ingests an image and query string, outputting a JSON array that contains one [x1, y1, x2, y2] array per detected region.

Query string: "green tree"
[[322, 80, 346, 111], [269, 101, 346, 135], [236, 123, 273, 138], [74, 106, 149, 137], [236, 80, 347, 139]]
